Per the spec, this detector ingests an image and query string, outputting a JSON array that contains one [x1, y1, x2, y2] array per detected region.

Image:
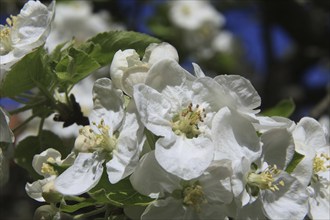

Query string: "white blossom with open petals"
[[130, 152, 233, 220], [133, 60, 214, 180], [25, 148, 75, 202], [230, 128, 309, 220], [0, 0, 55, 77], [133, 59, 263, 181], [110, 42, 178, 96], [55, 78, 145, 195], [290, 117, 330, 219]]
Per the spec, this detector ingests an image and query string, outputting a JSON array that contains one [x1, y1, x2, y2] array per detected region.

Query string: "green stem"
[[8, 99, 47, 115], [104, 205, 111, 220], [63, 196, 86, 202], [12, 114, 35, 133], [73, 206, 106, 220], [16, 92, 38, 100]]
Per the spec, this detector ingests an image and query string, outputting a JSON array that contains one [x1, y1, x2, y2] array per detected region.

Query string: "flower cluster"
[[28, 43, 328, 219], [0, 1, 329, 220]]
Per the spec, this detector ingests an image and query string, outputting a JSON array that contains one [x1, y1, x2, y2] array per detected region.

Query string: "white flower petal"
[[308, 182, 330, 219], [54, 153, 104, 195], [237, 198, 266, 220], [214, 75, 261, 114], [133, 84, 173, 138], [290, 156, 313, 187], [110, 49, 140, 91], [155, 135, 214, 180], [192, 63, 205, 78], [254, 116, 295, 133], [91, 78, 124, 131], [130, 151, 181, 198], [25, 176, 56, 202], [11, 0, 55, 50], [121, 65, 149, 96], [106, 113, 143, 184], [143, 42, 179, 65], [212, 107, 261, 163], [261, 128, 295, 170], [32, 148, 62, 176], [262, 172, 308, 220], [293, 117, 327, 155], [141, 197, 185, 220], [200, 162, 233, 204], [145, 59, 195, 92]]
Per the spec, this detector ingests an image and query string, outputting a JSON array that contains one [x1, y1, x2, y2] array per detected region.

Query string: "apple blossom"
[[290, 117, 330, 219], [230, 128, 309, 220], [54, 78, 145, 195], [130, 152, 233, 220], [25, 148, 75, 202], [110, 42, 179, 96], [133, 59, 263, 180], [0, 0, 55, 76]]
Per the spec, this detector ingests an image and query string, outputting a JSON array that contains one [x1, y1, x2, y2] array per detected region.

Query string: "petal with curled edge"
[[106, 112, 144, 184], [91, 78, 124, 133], [212, 107, 261, 163], [155, 135, 214, 180], [214, 75, 261, 114], [54, 152, 104, 196]]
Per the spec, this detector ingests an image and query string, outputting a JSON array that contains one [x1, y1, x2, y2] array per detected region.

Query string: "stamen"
[[77, 119, 117, 153], [172, 103, 206, 139], [182, 184, 207, 212], [313, 153, 330, 174], [40, 157, 58, 176], [247, 165, 284, 192]]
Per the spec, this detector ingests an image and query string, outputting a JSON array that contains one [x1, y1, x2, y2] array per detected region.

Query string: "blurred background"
[[1, 0, 329, 219]]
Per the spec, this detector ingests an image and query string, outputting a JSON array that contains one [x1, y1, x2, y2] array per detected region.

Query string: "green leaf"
[[89, 170, 154, 207], [60, 198, 97, 213], [1, 46, 51, 97], [14, 130, 70, 179], [261, 98, 296, 117], [55, 47, 100, 84], [145, 129, 158, 151], [285, 151, 305, 173], [81, 31, 161, 66]]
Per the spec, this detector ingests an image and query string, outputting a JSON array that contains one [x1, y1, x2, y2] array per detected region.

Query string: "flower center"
[[0, 16, 16, 55], [183, 183, 207, 212], [313, 153, 330, 174], [77, 119, 117, 153], [171, 103, 206, 139], [41, 157, 58, 176], [247, 165, 284, 192]]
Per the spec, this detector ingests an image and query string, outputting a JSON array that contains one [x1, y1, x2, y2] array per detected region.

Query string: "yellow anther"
[[247, 165, 284, 192], [313, 153, 330, 174], [77, 119, 117, 153], [41, 161, 57, 176], [6, 15, 17, 27], [172, 103, 206, 139], [183, 184, 207, 212]]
